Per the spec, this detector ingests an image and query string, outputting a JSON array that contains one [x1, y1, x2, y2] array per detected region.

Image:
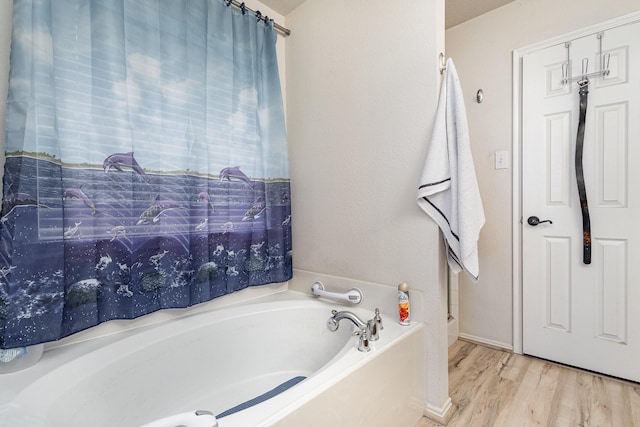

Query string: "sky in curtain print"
[[5, 0, 288, 179]]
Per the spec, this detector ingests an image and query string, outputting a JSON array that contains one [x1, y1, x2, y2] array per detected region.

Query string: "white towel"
[[417, 58, 485, 282]]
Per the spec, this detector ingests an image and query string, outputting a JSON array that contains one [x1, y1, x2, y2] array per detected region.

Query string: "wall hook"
[[439, 52, 446, 75], [476, 89, 484, 103]]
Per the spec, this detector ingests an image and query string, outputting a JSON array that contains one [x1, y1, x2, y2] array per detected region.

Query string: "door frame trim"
[[511, 11, 640, 355]]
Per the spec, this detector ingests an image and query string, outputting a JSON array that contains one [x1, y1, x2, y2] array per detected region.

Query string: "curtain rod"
[[226, 0, 291, 37]]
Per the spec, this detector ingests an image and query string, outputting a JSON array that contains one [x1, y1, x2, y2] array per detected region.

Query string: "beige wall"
[[285, 0, 451, 416], [446, 0, 640, 348]]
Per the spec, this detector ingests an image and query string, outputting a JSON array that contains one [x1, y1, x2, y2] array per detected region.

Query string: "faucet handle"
[[365, 308, 382, 341], [367, 319, 379, 341], [354, 329, 371, 352], [374, 308, 383, 330], [327, 310, 339, 331]]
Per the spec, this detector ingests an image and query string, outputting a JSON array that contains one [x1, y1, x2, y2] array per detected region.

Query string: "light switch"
[[495, 150, 509, 170]]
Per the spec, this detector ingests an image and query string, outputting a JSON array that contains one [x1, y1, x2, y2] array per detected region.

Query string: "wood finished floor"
[[416, 340, 640, 427]]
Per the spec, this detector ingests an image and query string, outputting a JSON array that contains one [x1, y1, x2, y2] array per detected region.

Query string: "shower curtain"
[[0, 0, 291, 349]]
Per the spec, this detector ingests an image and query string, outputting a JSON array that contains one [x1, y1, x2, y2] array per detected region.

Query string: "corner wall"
[[446, 0, 640, 348], [285, 0, 451, 418]]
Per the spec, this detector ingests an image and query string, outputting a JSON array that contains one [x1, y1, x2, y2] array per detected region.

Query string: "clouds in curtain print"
[[6, 0, 288, 179]]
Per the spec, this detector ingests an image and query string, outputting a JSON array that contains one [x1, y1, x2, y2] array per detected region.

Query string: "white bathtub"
[[0, 291, 425, 427]]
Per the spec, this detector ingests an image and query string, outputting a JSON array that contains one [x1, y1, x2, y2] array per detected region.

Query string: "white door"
[[522, 21, 640, 382]]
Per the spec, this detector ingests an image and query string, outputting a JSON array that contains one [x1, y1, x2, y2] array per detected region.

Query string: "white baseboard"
[[447, 316, 458, 348], [424, 397, 455, 425], [458, 332, 513, 352]]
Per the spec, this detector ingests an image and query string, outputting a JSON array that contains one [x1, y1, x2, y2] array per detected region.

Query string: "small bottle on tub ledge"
[[397, 282, 410, 325]]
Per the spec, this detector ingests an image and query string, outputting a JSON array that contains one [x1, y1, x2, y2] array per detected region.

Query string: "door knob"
[[527, 216, 553, 226]]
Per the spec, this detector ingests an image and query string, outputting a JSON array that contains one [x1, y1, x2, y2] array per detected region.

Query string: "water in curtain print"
[[1, 156, 292, 348]]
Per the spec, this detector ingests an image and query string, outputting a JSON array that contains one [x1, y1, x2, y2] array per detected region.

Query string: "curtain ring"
[[264, 15, 269, 24], [226, 0, 232, 6], [240, 2, 246, 14], [255, 10, 262, 22]]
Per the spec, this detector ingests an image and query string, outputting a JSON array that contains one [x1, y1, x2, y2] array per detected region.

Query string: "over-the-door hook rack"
[[561, 32, 611, 85]]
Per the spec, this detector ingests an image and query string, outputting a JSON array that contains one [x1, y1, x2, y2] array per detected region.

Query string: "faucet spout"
[[328, 310, 367, 331], [327, 310, 372, 352]]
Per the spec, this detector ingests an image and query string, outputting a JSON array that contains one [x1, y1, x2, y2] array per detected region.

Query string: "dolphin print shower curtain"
[[0, 0, 292, 349]]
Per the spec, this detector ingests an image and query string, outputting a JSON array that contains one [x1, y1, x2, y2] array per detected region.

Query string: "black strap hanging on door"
[[575, 79, 591, 264]]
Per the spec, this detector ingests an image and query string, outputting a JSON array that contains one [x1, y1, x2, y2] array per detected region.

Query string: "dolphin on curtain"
[[1, 185, 49, 221], [103, 152, 149, 182], [219, 166, 253, 187]]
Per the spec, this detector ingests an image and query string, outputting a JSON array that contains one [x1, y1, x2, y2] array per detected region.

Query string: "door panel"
[[522, 21, 640, 382]]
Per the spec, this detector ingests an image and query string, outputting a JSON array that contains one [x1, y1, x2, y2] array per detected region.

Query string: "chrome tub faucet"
[[327, 309, 382, 352]]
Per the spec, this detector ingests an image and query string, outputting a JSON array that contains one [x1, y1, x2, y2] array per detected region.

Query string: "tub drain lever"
[[311, 281, 362, 304]]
